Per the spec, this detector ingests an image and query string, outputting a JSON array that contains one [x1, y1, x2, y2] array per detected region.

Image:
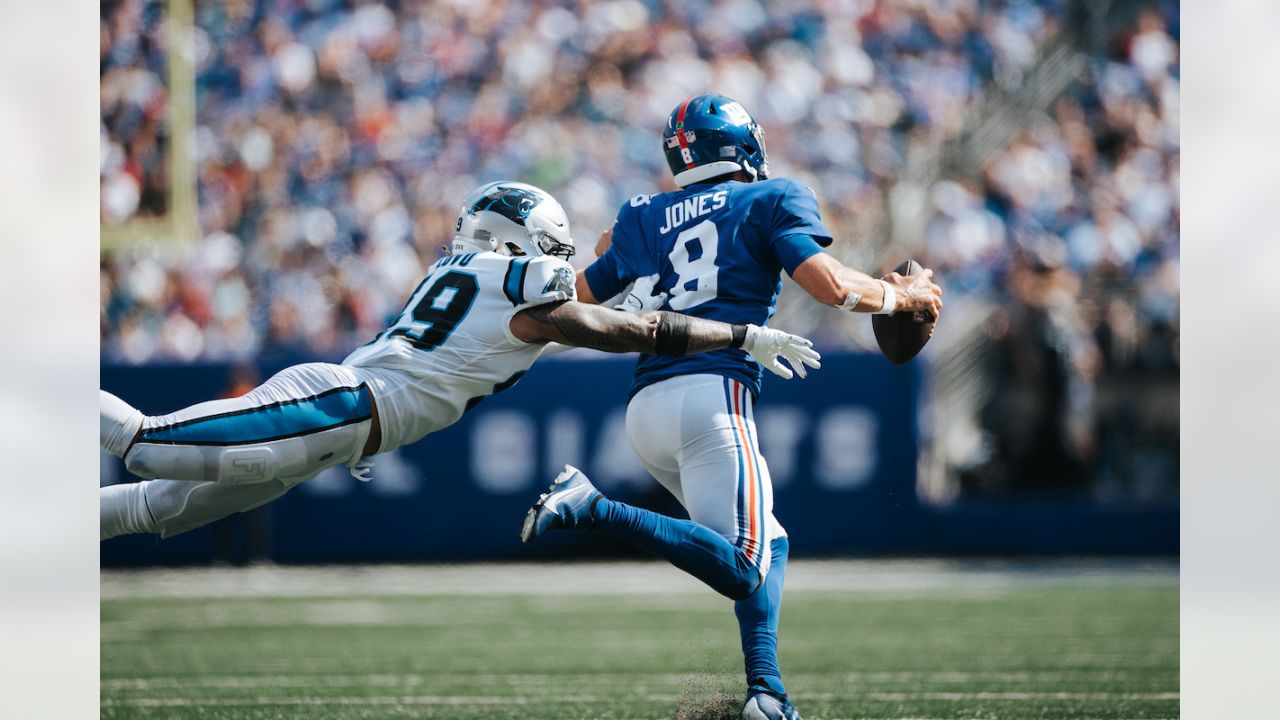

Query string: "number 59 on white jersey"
[[342, 252, 576, 451]]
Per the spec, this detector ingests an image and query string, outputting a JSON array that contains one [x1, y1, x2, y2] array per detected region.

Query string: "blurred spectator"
[[101, 0, 169, 223], [100, 0, 1178, 500], [965, 242, 1102, 496], [922, 4, 1178, 498], [101, 0, 1065, 362]]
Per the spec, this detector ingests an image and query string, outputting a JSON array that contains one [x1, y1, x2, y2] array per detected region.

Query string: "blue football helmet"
[[662, 93, 769, 187]]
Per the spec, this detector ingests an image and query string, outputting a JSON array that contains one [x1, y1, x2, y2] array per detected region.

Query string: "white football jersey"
[[342, 251, 576, 452]]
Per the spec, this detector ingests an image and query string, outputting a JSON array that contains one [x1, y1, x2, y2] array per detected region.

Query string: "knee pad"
[[125, 419, 370, 485], [125, 442, 278, 484], [144, 478, 289, 539]]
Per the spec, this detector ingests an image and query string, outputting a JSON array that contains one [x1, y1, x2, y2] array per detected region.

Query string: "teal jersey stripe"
[[503, 257, 530, 305], [142, 385, 371, 445]]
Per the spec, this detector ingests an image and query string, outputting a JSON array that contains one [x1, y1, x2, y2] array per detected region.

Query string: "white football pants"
[[626, 374, 786, 578], [123, 363, 373, 486], [102, 363, 373, 539]]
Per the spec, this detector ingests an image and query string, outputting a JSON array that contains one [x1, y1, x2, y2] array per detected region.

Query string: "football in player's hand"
[[871, 260, 936, 365]]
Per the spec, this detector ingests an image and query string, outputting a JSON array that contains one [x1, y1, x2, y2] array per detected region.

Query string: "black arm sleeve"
[[653, 312, 692, 356]]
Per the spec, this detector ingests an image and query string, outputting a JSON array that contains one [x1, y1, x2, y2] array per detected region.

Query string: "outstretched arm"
[[790, 253, 943, 317], [510, 301, 821, 379], [513, 301, 732, 354]]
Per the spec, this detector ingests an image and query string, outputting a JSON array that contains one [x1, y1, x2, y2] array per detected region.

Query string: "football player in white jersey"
[[99, 181, 821, 541]]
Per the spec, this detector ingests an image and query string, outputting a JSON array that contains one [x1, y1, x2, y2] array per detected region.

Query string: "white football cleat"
[[520, 465, 602, 543], [742, 691, 803, 720]]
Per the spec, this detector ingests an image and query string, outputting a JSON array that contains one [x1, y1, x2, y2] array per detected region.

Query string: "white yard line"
[[101, 558, 1177, 600], [102, 692, 1179, 706], [101, 670, 1176, 691], [849, 692, 1180, 701], [104, 695, 552, 707]]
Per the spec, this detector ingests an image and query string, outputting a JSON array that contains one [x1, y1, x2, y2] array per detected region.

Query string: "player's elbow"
[[634, 312, 663, 349], [791, 255, 846, 307], [554, 304, 660, 354], [809, 282, 846, 307], [798, 274, 846, 307]]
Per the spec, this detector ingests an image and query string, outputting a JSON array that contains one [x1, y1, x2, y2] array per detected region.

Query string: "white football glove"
[[616, 274, 669, 312], [743, 324, 822, 380]]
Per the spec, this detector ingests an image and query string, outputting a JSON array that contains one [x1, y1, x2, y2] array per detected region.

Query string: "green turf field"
[[101, 560, 1177, 720]]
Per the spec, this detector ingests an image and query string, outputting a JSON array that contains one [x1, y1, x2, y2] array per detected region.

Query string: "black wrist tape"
[[654, 312, 692, 356], [730, 324, 748, 349]]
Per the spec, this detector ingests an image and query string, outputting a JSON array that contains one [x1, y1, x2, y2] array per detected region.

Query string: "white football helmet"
[[451, 181, 575, 259]]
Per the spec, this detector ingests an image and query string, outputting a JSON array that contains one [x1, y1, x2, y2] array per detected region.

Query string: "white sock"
[[101, 390, 144, 458], [100, 483, 157, 540]]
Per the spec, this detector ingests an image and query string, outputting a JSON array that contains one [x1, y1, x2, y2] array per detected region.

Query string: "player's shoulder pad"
[[610, 194, 659, 254], [750, 176, 816, 201], [615, 193, 655, 225], [507, 255, 576, 308]]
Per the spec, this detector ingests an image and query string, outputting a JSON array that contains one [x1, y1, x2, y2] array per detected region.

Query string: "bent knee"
[[149, 478, 290, 539], [724, 564, 764, 601], [124, 442, 282, 484], [122, 448, 150, 479]]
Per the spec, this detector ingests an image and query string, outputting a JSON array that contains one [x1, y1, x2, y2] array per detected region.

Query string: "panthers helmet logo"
[[472, 187, 541, 226]]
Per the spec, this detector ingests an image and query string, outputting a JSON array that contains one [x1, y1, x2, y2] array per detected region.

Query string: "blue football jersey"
[[584, 177, 833, 398]]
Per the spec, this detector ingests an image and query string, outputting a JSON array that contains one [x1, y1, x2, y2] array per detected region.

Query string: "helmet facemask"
[[743, 123, 769, 180], [532, 231, 576, 260]]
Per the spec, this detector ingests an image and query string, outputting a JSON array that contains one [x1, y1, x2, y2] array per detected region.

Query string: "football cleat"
[[520, 465, 602, 543], [742, 691, 803, 720]]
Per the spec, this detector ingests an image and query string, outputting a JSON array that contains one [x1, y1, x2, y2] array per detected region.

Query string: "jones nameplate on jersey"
[[658, 190, 728, 234]]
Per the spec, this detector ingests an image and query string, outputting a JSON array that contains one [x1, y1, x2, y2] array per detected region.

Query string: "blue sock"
[[592, 497, 762, 600], [736, 536, 790, 698]]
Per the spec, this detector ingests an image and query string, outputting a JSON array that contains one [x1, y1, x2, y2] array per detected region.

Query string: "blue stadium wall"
[[100, 353, 1176, 566]]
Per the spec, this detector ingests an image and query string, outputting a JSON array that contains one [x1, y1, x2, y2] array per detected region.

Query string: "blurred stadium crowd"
[[100, 0, 1178, 498]]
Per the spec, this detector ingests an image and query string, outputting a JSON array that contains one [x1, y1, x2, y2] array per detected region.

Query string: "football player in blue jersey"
[[521, 94, 942, 719]]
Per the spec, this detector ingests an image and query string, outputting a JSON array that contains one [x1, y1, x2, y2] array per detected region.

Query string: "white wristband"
[[874, 280, 897, 315]]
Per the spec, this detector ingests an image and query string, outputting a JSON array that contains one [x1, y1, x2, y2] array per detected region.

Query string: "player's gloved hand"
[[616, 274, 668, 312], [349, 456, 374, 483], [743, 325, 822, 380]]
